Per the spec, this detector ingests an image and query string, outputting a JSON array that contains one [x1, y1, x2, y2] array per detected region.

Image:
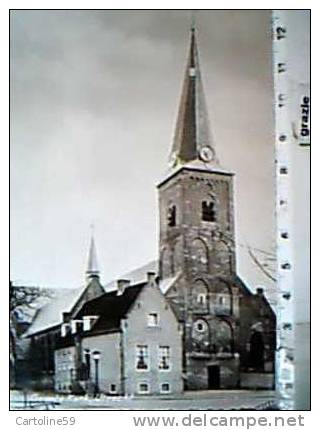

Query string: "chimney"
[[147, 272, 156, 284], [117, 279, 130, 295], [256, 287, 264, 296], [62, 312, 71, 323]]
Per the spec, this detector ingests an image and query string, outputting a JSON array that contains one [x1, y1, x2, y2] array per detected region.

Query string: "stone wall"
[[54, 345, 77, 393], [81, 332, 122, 395]]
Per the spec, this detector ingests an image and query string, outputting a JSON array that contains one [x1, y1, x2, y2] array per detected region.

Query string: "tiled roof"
[[23, 286, 85, 336], [24, 261, 157, 338], [104, 260, 157, 291], [75, 283, 146, 334]]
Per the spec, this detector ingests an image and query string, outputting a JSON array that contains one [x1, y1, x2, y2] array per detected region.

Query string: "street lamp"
[[92, 350, 101, 398]]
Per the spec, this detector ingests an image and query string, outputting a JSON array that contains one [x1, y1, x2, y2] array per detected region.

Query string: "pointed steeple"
[[169, 25, 219, 169], [86, 226, 100, 280]]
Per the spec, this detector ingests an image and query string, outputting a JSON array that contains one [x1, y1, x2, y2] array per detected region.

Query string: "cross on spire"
[[190, 10, 196, 32]]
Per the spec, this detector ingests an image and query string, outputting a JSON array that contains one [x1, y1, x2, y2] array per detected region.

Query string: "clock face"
[[199, 146, 214, 162]]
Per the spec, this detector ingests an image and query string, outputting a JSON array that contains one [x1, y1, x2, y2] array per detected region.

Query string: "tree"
[[9, 282, 52, 387]]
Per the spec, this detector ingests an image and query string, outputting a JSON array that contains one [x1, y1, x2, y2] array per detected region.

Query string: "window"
[[191, 239, 209, 272], [197, 293, 207, 305], [148, 313, 159, 327], [110, 384, 116, 393], [159, 346, 170, 370], [83, 316, 97, 331], [218, 296, 225, 306], [136, 345, 149, 370], [167, 205, 176, 227], [192, 280, 209, 313], [71, 320, 82, 334], [138, 382, 149, 393], [160, 383, 170, 393], [192, 320, 210, 353], [214, 283, 232, 315], [61, 323, 68, 337], [71, 320, 77, 334], [202, 200, 216, 222], [196, 322, 205, 332]]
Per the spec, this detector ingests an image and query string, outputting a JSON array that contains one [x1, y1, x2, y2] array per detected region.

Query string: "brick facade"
[[158, 168, 275, 390]]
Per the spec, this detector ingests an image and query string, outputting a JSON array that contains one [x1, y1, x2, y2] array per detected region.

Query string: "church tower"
[[157, 26, 241, 390]]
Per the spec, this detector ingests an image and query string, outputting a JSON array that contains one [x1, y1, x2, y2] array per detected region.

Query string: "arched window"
[[192, 280, 209, 313], [214, 320, 233, 353], [167, 205, 176, 227], [214, 280, 232, 315], [192, 319, 210, 352], [197, 293, 206, 305], [202, 199, 217, 222], [191, 238, 209, 272], [215, 240, 232, 273]]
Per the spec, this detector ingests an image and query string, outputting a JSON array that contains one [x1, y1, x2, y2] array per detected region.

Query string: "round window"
[[197, 322, 204, 332]]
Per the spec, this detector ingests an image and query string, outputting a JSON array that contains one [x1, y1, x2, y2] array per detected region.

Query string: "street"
[[10, 390, 277, 410]]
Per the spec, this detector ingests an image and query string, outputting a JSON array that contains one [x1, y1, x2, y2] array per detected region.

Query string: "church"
[[21, 26, 276, 393]]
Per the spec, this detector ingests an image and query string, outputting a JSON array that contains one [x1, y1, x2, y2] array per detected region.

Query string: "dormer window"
[[61, 323, 69, 337], [71, 320, 83, 334], [83, 316, 98, 331], [148, 313, 159, 327], [167, 205, 176, 227], [202, 200, 216, 222]]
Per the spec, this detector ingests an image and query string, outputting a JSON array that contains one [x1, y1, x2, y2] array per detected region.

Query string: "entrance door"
[[249, 331, 265, 370], [208, 365, 220, 389]]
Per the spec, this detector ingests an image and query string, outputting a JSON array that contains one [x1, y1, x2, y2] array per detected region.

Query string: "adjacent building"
[[54, 273, 183, 396], [22, 237, 105, 389]]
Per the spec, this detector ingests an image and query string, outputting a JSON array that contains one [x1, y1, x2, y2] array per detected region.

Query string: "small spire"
[[86, 225, 100, 280]]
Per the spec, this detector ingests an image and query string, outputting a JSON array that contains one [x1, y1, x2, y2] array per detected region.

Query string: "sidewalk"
[[10, 389, 277, 410]]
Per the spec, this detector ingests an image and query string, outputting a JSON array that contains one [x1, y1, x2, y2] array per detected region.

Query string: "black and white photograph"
[[9, 9, 310, 411]]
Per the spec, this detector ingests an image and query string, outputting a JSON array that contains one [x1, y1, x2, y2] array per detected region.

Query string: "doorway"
[[208, 365, 220, 389], [249, 331, 265, 370]]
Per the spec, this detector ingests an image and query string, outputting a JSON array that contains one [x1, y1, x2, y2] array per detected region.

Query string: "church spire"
[[86, 225, 100, 280], [169, 25, 219, 169]]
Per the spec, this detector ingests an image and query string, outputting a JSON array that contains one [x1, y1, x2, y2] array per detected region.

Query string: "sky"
[[10, 10, 276, 301]]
